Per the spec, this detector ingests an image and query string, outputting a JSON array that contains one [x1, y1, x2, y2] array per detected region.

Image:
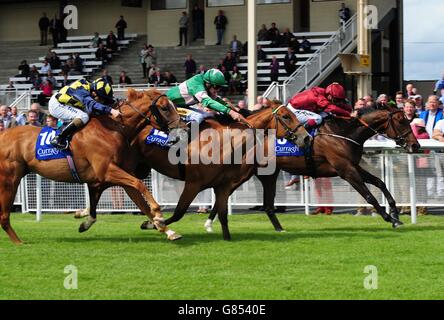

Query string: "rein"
[[272, 105, 305, 142]]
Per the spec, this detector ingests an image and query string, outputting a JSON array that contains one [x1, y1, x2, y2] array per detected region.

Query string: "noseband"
[[272, 105, 305, 142]]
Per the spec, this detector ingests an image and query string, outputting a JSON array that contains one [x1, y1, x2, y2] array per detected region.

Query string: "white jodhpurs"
[[286, 103, 322, 126], [48, 94, 90, 125]]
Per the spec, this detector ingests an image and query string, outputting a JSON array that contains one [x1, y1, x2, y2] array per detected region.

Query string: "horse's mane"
[[356, 106, 376, 117]]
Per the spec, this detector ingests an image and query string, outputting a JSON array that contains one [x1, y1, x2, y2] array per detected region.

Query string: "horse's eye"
[[283, 114, 291, 120]]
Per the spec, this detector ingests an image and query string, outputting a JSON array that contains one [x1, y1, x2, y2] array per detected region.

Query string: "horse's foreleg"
[[103, 164, 179, 240], [357, 166, 402, 223], [0, 177, 23, 244], [78, 184, 107, 233], [165, 182, 202, 226], [338, 166, 402, 228], [204, 193, 219, 233], [257, 171, 284, 232]]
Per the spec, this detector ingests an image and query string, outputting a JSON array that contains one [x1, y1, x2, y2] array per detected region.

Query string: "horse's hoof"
[[140, 221, 155, 230], [392, 220, 404, 228], [205, 227, 214, 233], [79, 222, 88, 233], [275, 229, 286, 233], [168, 232, 183, 241]]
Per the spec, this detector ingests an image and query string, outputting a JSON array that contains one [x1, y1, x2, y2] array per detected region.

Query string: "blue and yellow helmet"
[[91, 78, 114, 105]]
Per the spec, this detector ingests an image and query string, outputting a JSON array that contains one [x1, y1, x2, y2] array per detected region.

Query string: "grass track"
[[0, 212, 443, 300]]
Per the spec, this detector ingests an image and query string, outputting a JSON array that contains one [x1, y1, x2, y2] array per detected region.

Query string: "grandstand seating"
[[237, 31, 334, 88], [2, 33, 138, 96]]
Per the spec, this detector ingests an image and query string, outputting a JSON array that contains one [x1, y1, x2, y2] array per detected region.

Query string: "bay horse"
[[204, 103, 421, 233], [0, 89, 185, 244], [78, 100, 310, 240]]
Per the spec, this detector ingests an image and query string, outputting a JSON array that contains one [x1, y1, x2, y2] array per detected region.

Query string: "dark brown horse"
[[78, 101, 310, 240], [0, 89, 185, 244], [204, 104, 421, 233]]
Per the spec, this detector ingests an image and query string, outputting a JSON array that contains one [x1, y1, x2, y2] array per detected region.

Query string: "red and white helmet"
[[326, 82, 346, 100]]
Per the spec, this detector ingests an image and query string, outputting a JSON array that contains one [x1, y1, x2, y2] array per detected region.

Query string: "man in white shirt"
[[40, 59, 52, 74]]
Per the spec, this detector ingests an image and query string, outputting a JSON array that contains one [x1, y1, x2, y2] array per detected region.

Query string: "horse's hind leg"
[[357, 166, 402, 224], [0, 177, 23, 244], [213, 186, 232, 240], [257, 171, 285, 232]]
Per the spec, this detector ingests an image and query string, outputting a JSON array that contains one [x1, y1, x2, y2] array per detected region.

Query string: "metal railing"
[[264, 14, 358, 102]]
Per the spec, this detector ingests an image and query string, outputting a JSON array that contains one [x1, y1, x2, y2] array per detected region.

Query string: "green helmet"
[[203, 68, 228, 87]]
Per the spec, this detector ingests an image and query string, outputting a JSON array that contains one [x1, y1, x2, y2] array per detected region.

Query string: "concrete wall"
[[146, 1, 294, 47], [0, 0, 147, 41], [309, 0, 397, 32]]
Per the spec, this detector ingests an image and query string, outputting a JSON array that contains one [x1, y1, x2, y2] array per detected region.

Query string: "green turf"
[[0, 212, 443, 300]]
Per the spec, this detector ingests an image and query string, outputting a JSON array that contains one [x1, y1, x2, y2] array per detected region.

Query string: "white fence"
[[13, 140, 444, 225]]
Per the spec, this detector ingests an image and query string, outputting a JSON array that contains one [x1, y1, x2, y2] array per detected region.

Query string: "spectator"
[[30, 102, 47, 125], [40, 59, 51, 74], [270, 29, 282, 47], [197, 65, 207, 75], [0, 105, 17, 129], [73, 53, 84, 73], [222, 52, 236, 72], [351, 98, 366, 116], [419, 95, 444, 137], [163, 71, 177, 86], [90, 32, 102, 48], [376, 93, 389, 107], [257, 24, 268, 41], [48, 52, 61, 69], [395, 91, 405, 108], [59, 71, 71, 87], [37, 79, 53, 106], [45, 70, 57, 87], [284, 47, 298, 76], [149, 69, 164, 87], [214, 10, 228, 45], [312, 178, 334, 215], [192, 4, 204, 41], [119, 71, 132, 86], [267, 22, 279, 44], [184, 54, 197, 79], [39, 12, 50, 46], [411, 94, 424, 113], [281, 28, 296, 48], [46, 115, 58, 129], [59, 13, 68, 43], [106, 31, 118, 53], [25, 110, 42, 127], [178, 11, 189, 47], [17, 60, 30, 78], [148, 64, 159, 79], [115, 15, 127, 41], [101, 69, 113, 85], [339, 2, 351, 26], [0, 121, 4, 132], [434, 71, 444, 95], [238, 100, 247, 110], [95, 43, 109, 63], [257, 45, 266, 62], [403, 99, 418, 123], [299, 36, 312, 53], [269, 55, 280, 83], [229, 35, 242, 58], [62, 58, 76, 75], [140, 44, 149, 78], [229, 65, 244, 95], [29, 65, 40, 88], [405, 83, 414, 97], [49, 14, 60, 48], [6, 81, 14, 89]]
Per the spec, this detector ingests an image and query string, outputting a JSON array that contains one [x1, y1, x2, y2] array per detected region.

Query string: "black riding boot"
[[50, 120, 81, 150]]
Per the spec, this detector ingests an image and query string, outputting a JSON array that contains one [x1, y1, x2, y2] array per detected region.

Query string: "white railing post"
[[36, 175, 42, 222], [407, 154, 417, 224]]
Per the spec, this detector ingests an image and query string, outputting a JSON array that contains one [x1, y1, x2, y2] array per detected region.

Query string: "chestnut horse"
[[204, 104, 421, 233], [79, 101, 310, 240], [0, 89, 185, 244]]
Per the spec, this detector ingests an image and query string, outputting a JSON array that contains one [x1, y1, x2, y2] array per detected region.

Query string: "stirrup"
[[50, 137, 69, 150]]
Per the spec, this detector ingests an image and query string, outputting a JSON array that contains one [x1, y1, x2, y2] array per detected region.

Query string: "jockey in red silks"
[[286, 82, 352, 133]]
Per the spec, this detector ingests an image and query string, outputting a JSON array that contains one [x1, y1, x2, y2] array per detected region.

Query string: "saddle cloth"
[[35, 126, 70, 160]]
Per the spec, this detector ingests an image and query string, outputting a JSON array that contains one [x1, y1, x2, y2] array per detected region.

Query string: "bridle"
[[272, 105, 305, 142], [357, 108, 411, 148], [114, 94, 175, 133]]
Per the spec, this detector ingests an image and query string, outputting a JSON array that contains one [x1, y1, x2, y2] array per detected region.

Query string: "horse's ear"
[[127, 88, 138, 102]]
